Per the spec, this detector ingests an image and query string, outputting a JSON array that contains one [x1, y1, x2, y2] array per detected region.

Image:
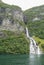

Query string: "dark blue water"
[[0, 54, 44, 65]]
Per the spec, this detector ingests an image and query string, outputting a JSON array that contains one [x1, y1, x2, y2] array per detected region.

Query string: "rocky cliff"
[[0, 1, 29, 54], [0, 2, 24, 33]]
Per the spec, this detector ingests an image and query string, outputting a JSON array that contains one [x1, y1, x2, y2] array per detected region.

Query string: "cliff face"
[[0, 3, 24, 33], [0, 2, 29, 54]]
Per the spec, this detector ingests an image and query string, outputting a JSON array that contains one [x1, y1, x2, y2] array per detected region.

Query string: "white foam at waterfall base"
[[26, 27, 41, 54], [30, 38, 41, 54], [37, 46, 41, 54], [30, 39, 35, 54]]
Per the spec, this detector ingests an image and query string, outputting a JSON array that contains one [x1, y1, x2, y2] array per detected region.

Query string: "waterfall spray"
[[26, 27, 41, 54]]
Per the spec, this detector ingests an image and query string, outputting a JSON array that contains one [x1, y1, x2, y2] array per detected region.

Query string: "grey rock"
[[0, 5, 24, 33]]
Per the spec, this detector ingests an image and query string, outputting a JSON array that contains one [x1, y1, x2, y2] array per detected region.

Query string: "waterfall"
[[26, 27, 41, 54]]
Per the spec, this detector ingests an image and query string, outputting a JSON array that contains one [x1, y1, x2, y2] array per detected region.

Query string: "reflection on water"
[[0, 54, 44, 65], [29, 54, 44, 65]]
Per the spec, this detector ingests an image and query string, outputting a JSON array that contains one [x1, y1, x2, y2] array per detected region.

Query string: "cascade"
[[26, 27, 41, 54]]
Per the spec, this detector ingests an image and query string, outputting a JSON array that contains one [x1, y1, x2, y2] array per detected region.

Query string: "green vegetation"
[[0, 2, 29, 54], [33, 36, 44, 52], [0, 1, 44, 53], [24, 5, 44, 51], [0, 30, 29, 54], [24, 5, 44, 22], [0, 2, 21, 10], [27, 20, 44, 39]]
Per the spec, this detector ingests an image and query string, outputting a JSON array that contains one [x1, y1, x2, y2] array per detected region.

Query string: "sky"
[[2, 0, 44, 10]]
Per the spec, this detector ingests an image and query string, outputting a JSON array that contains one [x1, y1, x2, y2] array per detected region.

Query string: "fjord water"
[[29, 54, 44, 65], [0, 54, 29, 65], [0, 54, 44, 65]]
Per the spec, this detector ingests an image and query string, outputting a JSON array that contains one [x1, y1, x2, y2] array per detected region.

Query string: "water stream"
[[26, 27, 41, 54]]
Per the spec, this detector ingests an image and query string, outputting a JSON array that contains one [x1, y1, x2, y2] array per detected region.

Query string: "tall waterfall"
[[26, 27, 41, 54]]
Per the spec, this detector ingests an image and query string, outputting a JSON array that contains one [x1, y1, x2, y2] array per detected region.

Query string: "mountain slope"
[[0, 1, 29, 54], [24, 5, 44, 51]]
